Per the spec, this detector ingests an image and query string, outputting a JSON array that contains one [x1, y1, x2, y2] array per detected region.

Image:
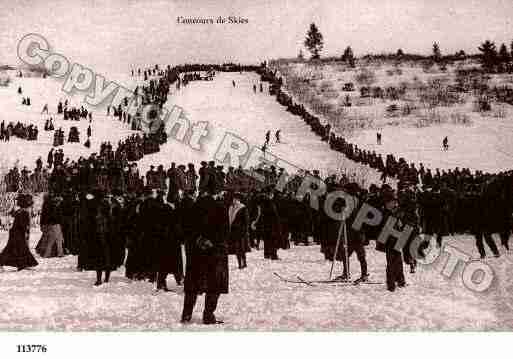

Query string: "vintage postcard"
[[0, 0, 511, 357]]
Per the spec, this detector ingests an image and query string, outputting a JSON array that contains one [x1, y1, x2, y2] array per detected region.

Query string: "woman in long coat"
[[0, 194, 38, 271], [227, 193, 250, 269]]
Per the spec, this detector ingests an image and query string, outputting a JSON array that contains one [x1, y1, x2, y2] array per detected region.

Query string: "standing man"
[[378, 189, 406, 292], [258, 186, 282, 260], [181, 188, 229, 325]]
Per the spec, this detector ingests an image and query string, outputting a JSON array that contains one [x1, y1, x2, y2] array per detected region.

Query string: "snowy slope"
[[0, 71, 386, 187], [0, 70, 512, 330]]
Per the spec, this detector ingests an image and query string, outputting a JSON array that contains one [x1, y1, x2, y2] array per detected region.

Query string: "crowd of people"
[[0, 121, 38, 142], [259, 64, 513, 259], [1, 63, 512, 324]]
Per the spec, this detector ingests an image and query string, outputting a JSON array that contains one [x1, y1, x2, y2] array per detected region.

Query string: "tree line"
[[302, 22, 513, 72]]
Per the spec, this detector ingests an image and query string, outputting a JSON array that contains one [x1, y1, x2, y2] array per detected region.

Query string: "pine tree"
[[499, 43, 510, 63], [478, 40, 498, 72], [304, 23, 324, 60], [341, 46, 355, 67], [432, 42, 442, 62]]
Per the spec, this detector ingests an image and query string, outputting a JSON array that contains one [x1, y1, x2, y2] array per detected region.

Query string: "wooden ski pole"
[[343, 218, 350, 279], [329, 218, 344, 280]]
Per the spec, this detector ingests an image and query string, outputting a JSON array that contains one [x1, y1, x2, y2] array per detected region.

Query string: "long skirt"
[[0, 231, 38, 269], [36, 224, 64, 258]]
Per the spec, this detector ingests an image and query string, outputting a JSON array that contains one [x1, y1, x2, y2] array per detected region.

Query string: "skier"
[[275, 129, 281, 143], [442, 136, 448, 151], [376, 132, 382, 145]]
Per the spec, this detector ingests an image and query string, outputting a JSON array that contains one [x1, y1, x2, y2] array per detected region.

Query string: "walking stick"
[[329, 217, 345, 280]]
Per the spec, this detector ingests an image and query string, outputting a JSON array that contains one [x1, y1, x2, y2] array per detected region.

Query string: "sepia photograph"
[[0, 0, 512, 356]]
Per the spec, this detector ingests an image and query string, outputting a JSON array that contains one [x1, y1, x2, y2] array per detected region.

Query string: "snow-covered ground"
[[0, 231, 512, 330], [0, 70, 512, 330], [350, 118, 513, 173], [0, 71, 137, 171], [0, 71, 384, 185], [276, 61, 513, 173]]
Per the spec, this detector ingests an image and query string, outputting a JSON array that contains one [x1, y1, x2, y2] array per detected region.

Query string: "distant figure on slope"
[[265, 130, 270, 145], [275, 129, 281, 143], [261, 143, 267, 154], [260, 83, 263, 93], [253, 84, 257, 93], [376, 132, 382, 145], [17, 86, 22, 95], [442, 136, 449, 151], [232, 80, 236, 88], [41, 103, 48, 114]]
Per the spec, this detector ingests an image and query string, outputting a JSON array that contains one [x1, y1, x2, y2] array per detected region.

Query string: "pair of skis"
[[273, 272, 382, 286], [274, 217, 382, 287]]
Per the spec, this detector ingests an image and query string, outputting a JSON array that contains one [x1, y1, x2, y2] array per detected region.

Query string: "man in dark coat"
[[258, 186, 283, 260], [181, 189, 229, 325], [167, 163, 179, 204], [124, 191, 146, 280], [378, 190, 406, 292], [154, 191, 183, 291]]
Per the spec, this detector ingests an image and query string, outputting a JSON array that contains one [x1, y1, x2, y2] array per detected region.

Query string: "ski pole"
[[329, 218, 344, 280], [343, 219, 350, 279]]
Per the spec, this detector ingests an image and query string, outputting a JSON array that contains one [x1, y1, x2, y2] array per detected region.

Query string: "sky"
[[0, 0, 512, 74]]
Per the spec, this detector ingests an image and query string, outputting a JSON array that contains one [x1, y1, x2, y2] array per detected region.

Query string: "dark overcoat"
[[0, 209, 38, 269], [227, 204, 250, 255], [184, 195, 229, 294]]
